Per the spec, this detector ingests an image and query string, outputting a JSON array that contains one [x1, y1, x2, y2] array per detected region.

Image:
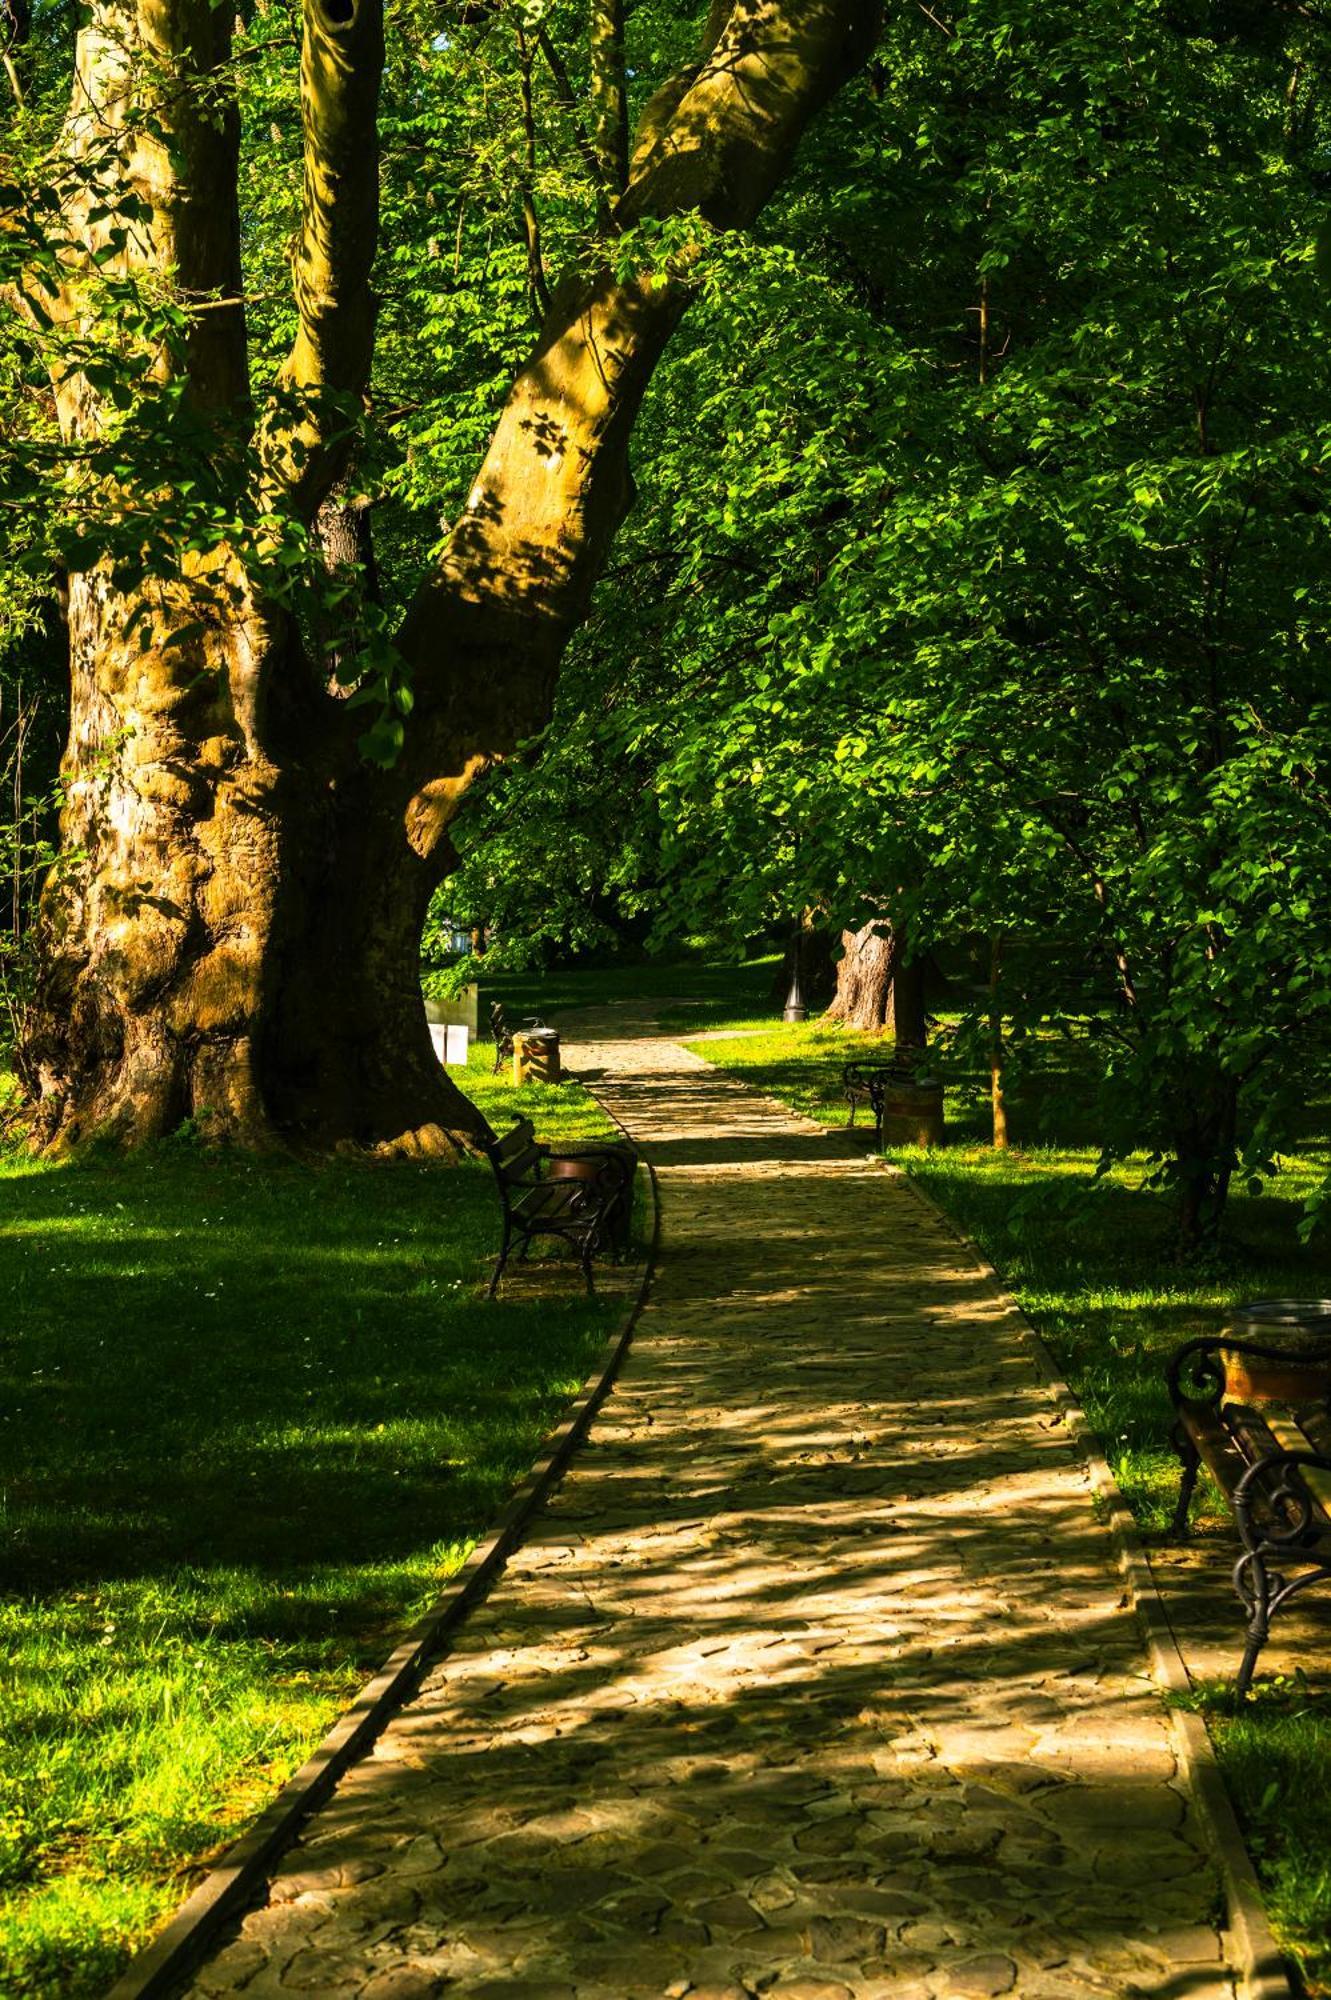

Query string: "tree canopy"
[[439, 0, 1331, 1240], [2, 0, 1330, 1238]]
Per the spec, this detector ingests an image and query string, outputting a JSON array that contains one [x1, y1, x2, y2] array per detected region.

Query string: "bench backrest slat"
[[499, 1145, 544, 1186], [482, 1119, 546, 1200], [1266, 1406, 1331, 1517], [1298, 1405, 1331, 1459], [493, 1117, 535, 1165]]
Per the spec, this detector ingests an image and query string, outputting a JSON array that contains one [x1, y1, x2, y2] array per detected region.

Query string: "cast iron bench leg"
[[488, 1218, 513, 1299], [1234, 1549, 1272, 1699], [1167, 1425, 1200, 1540]]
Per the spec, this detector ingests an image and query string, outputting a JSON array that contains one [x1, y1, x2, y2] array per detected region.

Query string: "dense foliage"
[[444, 0, 1331, 1241], [4, 0, 1331, 1230]]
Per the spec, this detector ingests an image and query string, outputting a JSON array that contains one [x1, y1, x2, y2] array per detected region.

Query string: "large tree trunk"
[[824, 921, 896, 1033], [824, 913, 931, 1059], [24, 562, 486, 1153], [20, 0, 881, 1154], [25, 568, 281, 1147]]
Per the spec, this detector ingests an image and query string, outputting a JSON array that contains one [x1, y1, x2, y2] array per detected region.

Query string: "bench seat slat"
[[1224, 1400, 1285, 1473], [1227, 1401, 1328, 1530], [1296, 1405, 1331, 1460], [509, 1183, 594, 1224], [1178, 1397, 1249, 1500]]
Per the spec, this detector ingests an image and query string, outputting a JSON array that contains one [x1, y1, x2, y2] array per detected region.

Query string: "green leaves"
[[434, 0, 1331, 1235]]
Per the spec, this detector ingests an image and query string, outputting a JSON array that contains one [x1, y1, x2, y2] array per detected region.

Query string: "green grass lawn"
[[0, 1049, 621, 1997], [9, 954, 1330, 1992], [426, 948, 783, 1038], [676, 1009, 1331, 1995]]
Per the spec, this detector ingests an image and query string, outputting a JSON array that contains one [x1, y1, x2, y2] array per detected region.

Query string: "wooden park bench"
[[843, 1058, 944, 1148], [479, 1117, 635, 1297], [843, 1059, 907, 1131], [489, 1000, 545, 1074], [1167, 1332, 1331, 1693]]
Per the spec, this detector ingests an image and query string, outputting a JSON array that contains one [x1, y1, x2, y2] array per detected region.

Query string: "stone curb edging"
[[106, 1134, 662, 2000], [885, 1161, 1293, 2000]]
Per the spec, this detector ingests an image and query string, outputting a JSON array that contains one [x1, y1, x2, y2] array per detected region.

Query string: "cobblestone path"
[[190, 1034, 1236, 2000]]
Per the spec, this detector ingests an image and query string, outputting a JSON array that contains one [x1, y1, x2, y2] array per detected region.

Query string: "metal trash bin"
[[513, 1028, 561, 1087], [548, 1143, 637, 1255], [869, 1069, 945, 1147]]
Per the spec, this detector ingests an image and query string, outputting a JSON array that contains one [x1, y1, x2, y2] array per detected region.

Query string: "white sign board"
[[428, 1023, 470, 1068]]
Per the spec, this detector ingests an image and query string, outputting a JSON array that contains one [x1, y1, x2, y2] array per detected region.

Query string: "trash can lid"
[[1228, 1298, 1331, 1331]]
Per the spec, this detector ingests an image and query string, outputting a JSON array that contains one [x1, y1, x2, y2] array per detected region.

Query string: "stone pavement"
[[187, 1032, 1238, 2000]]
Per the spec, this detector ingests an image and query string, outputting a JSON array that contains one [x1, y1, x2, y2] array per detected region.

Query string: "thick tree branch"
[[623, 0, 878, 228], [590, 0, 629, 191], [394, 0, 879, 860], [47, 0, 249, 434], [258, 0, 384, 516]]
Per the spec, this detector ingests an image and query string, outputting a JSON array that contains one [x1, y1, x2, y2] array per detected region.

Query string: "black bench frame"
[[489, 1000, 546, 1075], [480, 1116, 631, 1297], [842, 1059, 917, 1145], [1168, 1334, 1331, 1694]]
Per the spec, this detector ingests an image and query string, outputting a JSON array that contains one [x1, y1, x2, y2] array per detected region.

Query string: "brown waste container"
[[513, 1028, 561, 1086], [548, 1145, 637, 1254], [873, 1073, 945, 1147]]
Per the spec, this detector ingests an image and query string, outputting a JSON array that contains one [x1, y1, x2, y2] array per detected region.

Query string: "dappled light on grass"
[[1207, 1680, 1331, 1993], [0, 1051, 621, 1995]]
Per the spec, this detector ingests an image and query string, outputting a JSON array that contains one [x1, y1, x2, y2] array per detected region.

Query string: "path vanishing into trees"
[[188, 1023, 1237, 2000]]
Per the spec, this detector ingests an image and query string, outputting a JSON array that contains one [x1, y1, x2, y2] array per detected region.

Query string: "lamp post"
[[783, 925, 807, 1023]]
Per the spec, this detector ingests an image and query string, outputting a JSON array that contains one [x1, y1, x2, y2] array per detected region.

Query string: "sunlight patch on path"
[[187, 1032, 1236, 2000]]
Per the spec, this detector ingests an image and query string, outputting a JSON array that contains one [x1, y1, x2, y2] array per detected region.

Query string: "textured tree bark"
[[824, 913, 932, 1060], [314, 468, 379, 682], [22, 0, 882, 1153], [890, 935, 928, 1058], [266, 782, 487, 1153], [590, 0, 629, 191], [824, 921, 896, 1033], [1173, 1068, 1239, 1253]]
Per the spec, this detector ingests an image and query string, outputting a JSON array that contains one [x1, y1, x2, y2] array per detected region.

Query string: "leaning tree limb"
[[259, 0, 385, 516], [391, 0, 883, 871]]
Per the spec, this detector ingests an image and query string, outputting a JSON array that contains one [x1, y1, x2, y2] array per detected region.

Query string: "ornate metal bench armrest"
[[1166, 1336, 1227, 1413], [1234, 1448, 1331, 1549], [1169, 1334, 1331, 1412]]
